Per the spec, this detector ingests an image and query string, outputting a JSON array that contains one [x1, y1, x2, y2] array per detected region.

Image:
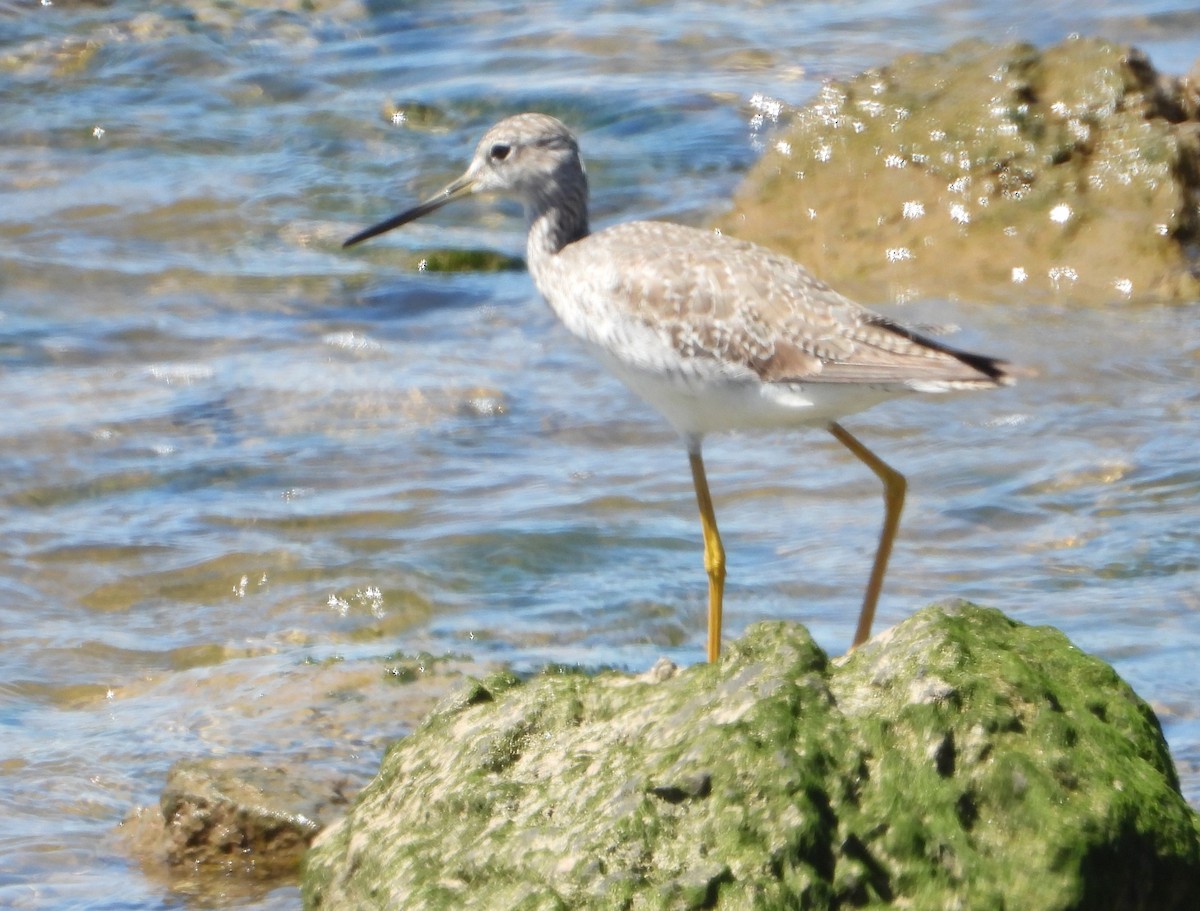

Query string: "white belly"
[[542, 273, 904, 439], [586, 342, 900, 438]]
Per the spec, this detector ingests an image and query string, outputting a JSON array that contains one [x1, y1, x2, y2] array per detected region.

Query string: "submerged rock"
[[120, 755, 340, 907], [159, 757, 339, 877], [719, 38, 1200, 305], [301, 602, 1200, 910]]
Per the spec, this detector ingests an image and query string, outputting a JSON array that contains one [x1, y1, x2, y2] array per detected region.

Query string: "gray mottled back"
[[539, 219, 1008, 391]]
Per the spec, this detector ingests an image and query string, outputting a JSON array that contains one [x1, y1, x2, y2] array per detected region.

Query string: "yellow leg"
[[829, 422, 907, 650], [688, 446, 726, 662]]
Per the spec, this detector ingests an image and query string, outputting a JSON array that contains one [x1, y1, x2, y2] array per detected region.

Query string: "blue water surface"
[[2, 1, 1198, 908]]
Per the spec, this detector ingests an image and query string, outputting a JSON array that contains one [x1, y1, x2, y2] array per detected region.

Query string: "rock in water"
[[160, 757, 329, 876], [720, 38, 1200, 305], [302, 603, 1200, 910]]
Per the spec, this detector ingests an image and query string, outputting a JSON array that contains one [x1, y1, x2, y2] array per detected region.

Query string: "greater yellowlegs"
[[344, 113, 1013, 662]]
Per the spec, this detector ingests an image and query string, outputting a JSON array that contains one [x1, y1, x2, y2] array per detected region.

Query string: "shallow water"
[[2, 1, 1199, 908]]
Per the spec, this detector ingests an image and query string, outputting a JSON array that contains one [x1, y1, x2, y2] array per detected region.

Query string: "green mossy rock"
[[717, 38, 1200, 305], [413, 248, 525, 273], [302, 603, 1200, 909], [345, 246, 525, 273]]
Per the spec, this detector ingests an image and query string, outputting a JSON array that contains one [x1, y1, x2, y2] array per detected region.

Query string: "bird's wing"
[[571, 221, 1007, 389]]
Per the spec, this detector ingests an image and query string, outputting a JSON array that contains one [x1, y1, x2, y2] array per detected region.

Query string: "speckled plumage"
[[539, 218, 1008, 434], [543, 220, 997, 384], [344, 112, 1015, 660]]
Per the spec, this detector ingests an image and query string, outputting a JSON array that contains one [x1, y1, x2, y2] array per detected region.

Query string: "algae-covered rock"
[[302, 603, 1200, 910], [341, 245, 525, 273], [718, 38, 1200, 304]]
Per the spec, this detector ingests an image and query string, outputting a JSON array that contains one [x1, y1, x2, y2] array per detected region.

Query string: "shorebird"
[[344, 112, 1013, 662]]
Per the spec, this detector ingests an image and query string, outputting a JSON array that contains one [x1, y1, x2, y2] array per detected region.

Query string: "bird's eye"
[[489, 143, 511, 162]]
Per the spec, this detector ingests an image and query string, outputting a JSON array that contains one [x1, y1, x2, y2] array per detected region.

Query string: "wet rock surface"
[[301, 603, 1200, 910], [119, 651, 489, 903], [119, 758, 348, 907], [719, 37, 1200, 305], [157, 757, 335, 875]]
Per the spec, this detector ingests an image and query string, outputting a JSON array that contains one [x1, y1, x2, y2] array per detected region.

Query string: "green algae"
[[303, 603, 1200, 910]]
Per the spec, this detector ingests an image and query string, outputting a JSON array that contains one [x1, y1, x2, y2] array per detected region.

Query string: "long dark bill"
[[343, 174, 475, 248]]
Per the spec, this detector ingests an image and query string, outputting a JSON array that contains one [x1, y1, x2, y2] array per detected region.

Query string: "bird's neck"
[[524, 168, 589, 278]]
